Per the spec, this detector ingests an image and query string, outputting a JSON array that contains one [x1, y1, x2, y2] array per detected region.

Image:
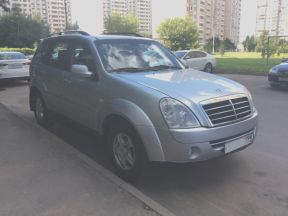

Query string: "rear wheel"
[[33, 93, 53, 127], [204, 63, 213, 73], [106, 121, 146, 182]]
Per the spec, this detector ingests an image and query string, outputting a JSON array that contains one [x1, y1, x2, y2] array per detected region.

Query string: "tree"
[[66, 21, 80, 31], [157, 16, 199, 51], [0, 11, 49, 48], [223, 38, 236, 51], [256, 31, 278, 58], [0, 0, 10, 12], [243, 36, 257, 52], [104, 13, 139, 34], [219, 42, 226, 56], [204, 37, 221, 53]]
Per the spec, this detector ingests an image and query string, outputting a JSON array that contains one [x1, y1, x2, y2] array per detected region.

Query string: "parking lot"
[[1, 74, 288, 216]]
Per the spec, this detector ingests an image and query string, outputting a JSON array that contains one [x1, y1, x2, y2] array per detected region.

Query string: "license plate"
[[279, 77, 288, 82], [225, 133, 254, 154], [8, 64, 22, 69]]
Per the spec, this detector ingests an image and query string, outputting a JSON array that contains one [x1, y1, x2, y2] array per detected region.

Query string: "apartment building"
[[224, 0, 241, 44], [187, 0, 241, 44], [103, 0, 152, 36], [4, 0, 71, 33], [256, 0, 288, 36]]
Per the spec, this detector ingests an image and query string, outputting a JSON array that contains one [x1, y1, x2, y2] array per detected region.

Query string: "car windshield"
[[0, 53, 27, 60], [174, 51, 187, 59], [95, 39, 183, 72]]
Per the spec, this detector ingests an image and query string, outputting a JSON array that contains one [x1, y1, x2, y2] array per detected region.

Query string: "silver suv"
[[29, 31, 258, 180]]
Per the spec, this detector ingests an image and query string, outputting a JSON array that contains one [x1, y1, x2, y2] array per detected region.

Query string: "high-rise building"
[[256, 0, 288, 36], [103, 0, 152, 36], [3, 0, 72, 33], [186, 0, 241, 44], [224, 0, 241, 44]]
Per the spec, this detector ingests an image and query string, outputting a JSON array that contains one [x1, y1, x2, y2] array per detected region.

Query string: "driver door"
[[61, 39, 101, 129]]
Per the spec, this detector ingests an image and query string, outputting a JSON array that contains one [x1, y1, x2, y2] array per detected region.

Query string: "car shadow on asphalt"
[[0, 79, 28, 92], [45, 115, 242, 189]]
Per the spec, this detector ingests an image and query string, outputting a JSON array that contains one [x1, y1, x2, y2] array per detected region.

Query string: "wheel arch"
[[100, 99, 165, 162]]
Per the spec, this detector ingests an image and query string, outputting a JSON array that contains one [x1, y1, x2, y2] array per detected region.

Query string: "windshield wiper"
[[112, 67, 148, 72], [146, 65, 182, 71]]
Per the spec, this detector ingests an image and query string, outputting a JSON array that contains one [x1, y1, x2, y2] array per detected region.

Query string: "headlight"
[[160, 98, 200, 129], [269, 68, 278, 73], [246, 91, 256, 113]]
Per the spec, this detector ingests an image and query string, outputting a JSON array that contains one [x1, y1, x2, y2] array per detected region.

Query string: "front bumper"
[[156, 111, 258, 163], [268, 73, 288, 86]]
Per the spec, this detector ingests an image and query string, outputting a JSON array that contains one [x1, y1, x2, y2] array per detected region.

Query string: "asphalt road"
[[0, 75, 288, 216]]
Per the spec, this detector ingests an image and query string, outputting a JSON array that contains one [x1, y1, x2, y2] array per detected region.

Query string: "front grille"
[[202, 96, 252, 126]]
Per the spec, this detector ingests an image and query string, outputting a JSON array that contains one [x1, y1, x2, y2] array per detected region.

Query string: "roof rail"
[[49, 31, 90, 37], [103, 32, 143, 37]]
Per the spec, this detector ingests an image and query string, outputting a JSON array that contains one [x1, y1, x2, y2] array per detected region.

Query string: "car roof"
[[42, 34, 153, 43]]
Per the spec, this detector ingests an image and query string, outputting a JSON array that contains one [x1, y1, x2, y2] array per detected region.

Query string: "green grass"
[[215, 52, 288, 74]]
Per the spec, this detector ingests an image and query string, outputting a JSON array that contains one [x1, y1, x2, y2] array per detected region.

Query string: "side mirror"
[[71, 64, 92, 78]]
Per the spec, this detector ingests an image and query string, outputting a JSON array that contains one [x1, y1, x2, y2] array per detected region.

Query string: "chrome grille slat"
[[202, 96, 252, 126], [204, 104, 232, 112]]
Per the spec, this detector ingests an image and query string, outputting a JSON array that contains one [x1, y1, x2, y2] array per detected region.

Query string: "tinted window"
[[174, 51, 187, 59], [43, 41, 71, 71], [0, 53, 26, 60], [187, 51, 198, 58], [197, 51, 207, 58], [72, 43, 96, 72]]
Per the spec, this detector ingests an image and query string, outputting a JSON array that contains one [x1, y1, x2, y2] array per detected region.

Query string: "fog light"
[[189, 147, 200, 160]]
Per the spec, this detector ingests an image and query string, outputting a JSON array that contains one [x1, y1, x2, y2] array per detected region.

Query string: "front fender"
[[99, 99, 165, 162]]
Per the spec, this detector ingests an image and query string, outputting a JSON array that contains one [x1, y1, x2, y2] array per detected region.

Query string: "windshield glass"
[[96, 40, 183, 72], [0, 53, 27, 60], [174, 51, 187, 59]]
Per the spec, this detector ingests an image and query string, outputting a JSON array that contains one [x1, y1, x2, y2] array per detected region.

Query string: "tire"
[[270, 83, 278, 88], [33, 93, 53, 127], [204, 63, 213, 73], [106, 121, 147, 182]]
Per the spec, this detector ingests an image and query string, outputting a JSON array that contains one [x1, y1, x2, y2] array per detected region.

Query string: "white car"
[[0, 52, 30, 80], [174, 50, 216, 73]]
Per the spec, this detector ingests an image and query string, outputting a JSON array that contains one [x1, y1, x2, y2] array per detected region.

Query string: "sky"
[[71, 0, 257, 42]]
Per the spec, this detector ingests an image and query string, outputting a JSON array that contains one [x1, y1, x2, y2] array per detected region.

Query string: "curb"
[[215, 71, 267, 77], [1, 103, 176, 216]]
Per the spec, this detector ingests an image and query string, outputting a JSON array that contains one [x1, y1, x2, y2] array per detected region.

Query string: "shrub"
[[0, 47, 35, 55]]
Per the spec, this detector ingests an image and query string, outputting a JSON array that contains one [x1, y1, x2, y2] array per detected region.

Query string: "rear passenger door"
[[36, 40, 72, 114]]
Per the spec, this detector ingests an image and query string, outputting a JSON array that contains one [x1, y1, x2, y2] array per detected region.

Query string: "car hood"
[[116, 69, 248, 104], [275, 63, 288, 72]]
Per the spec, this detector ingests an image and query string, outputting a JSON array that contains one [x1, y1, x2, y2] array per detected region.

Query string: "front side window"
[[72, 43, 96, 72], [96, 40, 183, 72], [43, 41, 71, 71]]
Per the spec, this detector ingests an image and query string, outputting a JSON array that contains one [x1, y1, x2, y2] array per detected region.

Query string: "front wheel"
[[204, 63, 213, 73], [107, 121, 147, 182]]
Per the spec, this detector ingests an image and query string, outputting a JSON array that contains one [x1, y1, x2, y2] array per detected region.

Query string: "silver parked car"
[[0, 52, 30, 80], [174, 50, 216, 73], [29, 31, 258, 181]]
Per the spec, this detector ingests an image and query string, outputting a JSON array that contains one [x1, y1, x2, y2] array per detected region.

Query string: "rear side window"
[[0, 53, 26, 60]]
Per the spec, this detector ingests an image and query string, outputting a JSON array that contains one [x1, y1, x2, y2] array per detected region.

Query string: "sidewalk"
[[0, 103, 173, 216]]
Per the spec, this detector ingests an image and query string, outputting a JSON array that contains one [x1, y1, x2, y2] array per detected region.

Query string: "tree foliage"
[[104, 13, 139, 34], [0, 11, 49, 48], [243, 36, 257, 52], [204, 37, 236, 53], [66, 21, 80, 31], [157, 16, 199, 51], [0, 0, 10, 12]]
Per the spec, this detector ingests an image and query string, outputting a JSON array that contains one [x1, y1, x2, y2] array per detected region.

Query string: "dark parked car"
[[268, 59, 288, 87]]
